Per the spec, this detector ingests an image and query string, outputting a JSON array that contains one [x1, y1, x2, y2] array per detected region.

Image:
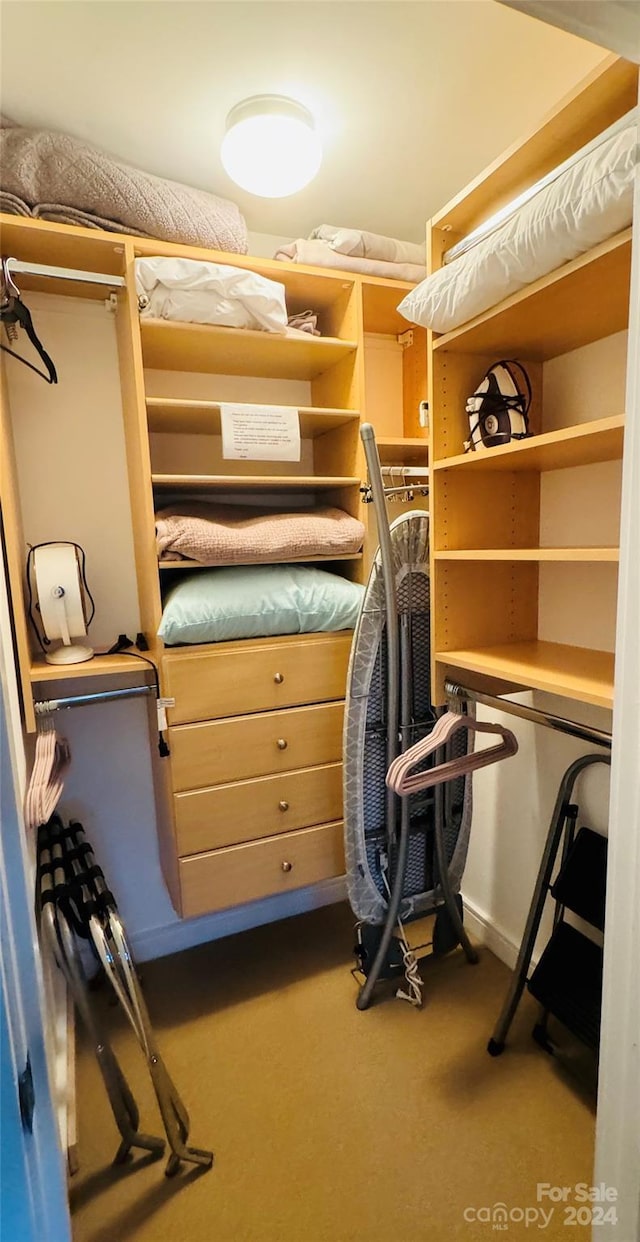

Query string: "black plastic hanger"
[[0, 257, 58, 384]]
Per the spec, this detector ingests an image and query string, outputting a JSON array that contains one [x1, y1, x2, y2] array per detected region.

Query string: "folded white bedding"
[[135, 256, 288, 333], [399, 118, 637, 335], [275, 239, 425, 283], [310, 224, 425, 266]]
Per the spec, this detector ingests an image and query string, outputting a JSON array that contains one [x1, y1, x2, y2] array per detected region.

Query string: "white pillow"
[[399, 121, 637, 336], [135, 256, 288, 333]]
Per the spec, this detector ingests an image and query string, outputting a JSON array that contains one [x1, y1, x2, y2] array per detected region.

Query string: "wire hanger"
[[0, 257, 58, 384], [386, 709, 518, 794]]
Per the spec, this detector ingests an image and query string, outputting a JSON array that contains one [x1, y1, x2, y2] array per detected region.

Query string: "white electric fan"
[[32, 542, 94, 665]]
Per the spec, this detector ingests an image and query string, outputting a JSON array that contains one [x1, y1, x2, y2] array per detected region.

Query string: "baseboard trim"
[[130, 875, 348, 963], [462, 895, 536, 972]]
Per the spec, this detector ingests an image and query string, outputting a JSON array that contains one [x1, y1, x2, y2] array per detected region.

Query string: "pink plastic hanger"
[[24, 718, 71, 832], [386, 709, 518, 795]]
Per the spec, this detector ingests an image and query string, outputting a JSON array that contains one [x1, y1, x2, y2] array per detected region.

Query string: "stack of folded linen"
[[0, 122, 248, 253], [275, 225, 425, 282]]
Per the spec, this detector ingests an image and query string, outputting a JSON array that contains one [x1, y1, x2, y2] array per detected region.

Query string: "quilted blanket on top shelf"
[[0, 123, 248, 253]]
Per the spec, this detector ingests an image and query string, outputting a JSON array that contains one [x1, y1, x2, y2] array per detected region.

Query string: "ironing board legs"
[[434, 775, 479, 967], [487, 753, 610, 1056], [356, 796, 409, 1010]]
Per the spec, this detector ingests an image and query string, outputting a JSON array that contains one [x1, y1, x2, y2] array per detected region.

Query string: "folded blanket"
[[274, 239, 425, 283], [0, 125, 248, 253], [156, 502, 366, 566], [310, 224, 425, 267]]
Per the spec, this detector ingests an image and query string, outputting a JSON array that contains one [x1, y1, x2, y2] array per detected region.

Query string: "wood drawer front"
[[163, 633, 352, 725], [180, 821, 345, 918], [170, 700, 344, 791], [175, 762, 343, 854]]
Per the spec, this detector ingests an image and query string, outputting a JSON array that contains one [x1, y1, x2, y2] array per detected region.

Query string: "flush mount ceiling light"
[[221, 95, 322, 198]]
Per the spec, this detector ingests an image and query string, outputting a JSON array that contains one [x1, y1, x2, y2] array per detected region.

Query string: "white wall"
[[463, 331, 626, 963], [4, 291, 343, 962], [247, 230, 292, 258]]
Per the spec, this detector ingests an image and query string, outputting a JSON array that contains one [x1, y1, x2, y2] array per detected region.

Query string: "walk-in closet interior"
[[1, 3, 639, 1241]]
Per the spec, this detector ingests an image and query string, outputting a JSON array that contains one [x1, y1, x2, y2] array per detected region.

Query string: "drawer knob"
[[276, 738, 288, 750], [273, 672, 284, 684], [281, 860, 293, 873], [279, 800, 289, 812]]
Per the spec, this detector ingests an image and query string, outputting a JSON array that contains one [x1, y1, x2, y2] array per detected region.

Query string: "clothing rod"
[[6, 257, 126, 289], [444, 680, 612, 749], [34, 685, 153, 715]]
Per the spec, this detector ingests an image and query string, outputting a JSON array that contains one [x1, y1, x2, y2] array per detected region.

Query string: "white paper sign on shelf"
[[220, 404, 301, 462]]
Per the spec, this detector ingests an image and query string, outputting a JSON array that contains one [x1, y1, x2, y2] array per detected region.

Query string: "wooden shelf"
[[140, 319, 357, 379], [30, 653, 154, 683], [158, 552, 363, 569], [434, 415, 624, 473], [435, 548, 619, 562], [436, 640, 615, 709], [432, 231, 632, 361], [146, 399, 359, 437], [152, 473, 361, 491], [361, 277, 416, 334], [376, 436, 429, 466], [0, 213, 126, 276]]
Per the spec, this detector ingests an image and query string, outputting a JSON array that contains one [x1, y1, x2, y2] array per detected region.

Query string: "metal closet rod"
[[5, 257, 125, 289], [444, 679, 612, 749], [34, 685, 153, 715]]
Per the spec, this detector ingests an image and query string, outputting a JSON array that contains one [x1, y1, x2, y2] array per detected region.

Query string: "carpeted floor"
[[69, 903, 595, 1242]]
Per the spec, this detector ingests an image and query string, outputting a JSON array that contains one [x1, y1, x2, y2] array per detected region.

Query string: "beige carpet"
[[70, 903, 595, 1242]]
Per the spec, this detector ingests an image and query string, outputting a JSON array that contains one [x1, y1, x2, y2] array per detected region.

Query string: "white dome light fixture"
[[221, 95, 322, 198]]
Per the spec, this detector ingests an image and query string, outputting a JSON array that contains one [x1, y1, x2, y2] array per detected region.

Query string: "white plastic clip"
[[105, 292, 118, 314], [397, 329, 414, 349]]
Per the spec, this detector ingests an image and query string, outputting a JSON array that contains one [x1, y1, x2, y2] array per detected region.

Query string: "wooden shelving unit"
[[427, 55, 635, 708], [0, 205, 423, 919], [140, 319, 357, 379]]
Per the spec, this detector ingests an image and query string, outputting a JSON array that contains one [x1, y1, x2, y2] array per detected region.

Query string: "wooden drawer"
[[174, 762, 343, 854], [170, 701, 344, 792], [163, 632, 352, 725], [180, 821, 345, 917]]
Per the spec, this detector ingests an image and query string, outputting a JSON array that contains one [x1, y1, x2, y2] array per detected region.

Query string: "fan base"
[[45, 644, 94, 666]]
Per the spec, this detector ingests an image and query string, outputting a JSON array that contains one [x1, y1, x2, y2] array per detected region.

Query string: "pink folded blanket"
[[0, 124, 248, 253], [274, 240, 425, 283], [156, 502, 365, 565]]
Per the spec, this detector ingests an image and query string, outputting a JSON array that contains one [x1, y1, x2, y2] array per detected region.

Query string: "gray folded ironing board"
[[343, 425, 478, 1008]]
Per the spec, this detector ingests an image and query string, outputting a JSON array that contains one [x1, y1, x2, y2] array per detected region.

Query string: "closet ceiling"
[[0, 1, 605, 244]]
